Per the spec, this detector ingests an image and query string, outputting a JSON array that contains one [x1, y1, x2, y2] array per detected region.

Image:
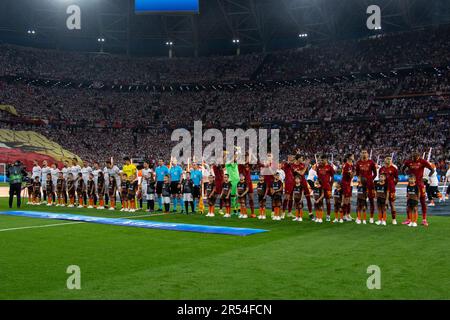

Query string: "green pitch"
[[1, 198, 449, 300]]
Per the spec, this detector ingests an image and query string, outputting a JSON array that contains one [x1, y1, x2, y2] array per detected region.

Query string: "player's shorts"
[[314, 199, 323, 210], [334, 202, 341, 212], [389, 191, 396, 202], [170, 181, 181, 195], [307, 180, 314, 189], [156, 181, 164, 195], [214, 182, 223, 194], [127, 194, 135, 201], [162, 196, 171, 204], [294, 198, 303, 210], [272, 194, 282, 207], [323, 187, 332, 199], [193, 186, 201, 199], [146, 193, 155, 201], [342, 183, 352, 197], [237, 195, 247, 205], [377, 198, 387, 207], [183, 193, 193, 202], [247, 181, 254, 193], [429, 186, 439, 198], [258, 196, 266, 208], [284, 182, 294, 195], [357, 198, 367, 209], [299, 179, 311, 195], [367, 185, 376, 199], [407, 199, 418, 208], [221, 196, 231, 207], [207, 196, 216, 206], [417, 183, 426, 198]]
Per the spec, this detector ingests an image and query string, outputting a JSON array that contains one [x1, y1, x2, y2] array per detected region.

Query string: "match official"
[[6, 160, 27, 209]]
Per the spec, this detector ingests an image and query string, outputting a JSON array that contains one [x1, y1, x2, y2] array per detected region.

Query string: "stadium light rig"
[[232, 39, 240, 44], [97, 38, 106, 42], [165, 41, 174, 46], [298, 33, 308, 38], [27, 29, 36, 35]]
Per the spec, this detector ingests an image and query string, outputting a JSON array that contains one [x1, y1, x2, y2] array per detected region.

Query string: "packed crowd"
[[1, 26, 450, 85], [258, 26, 450, 80], [1, 26, 449, 177], [0, 44, 262, 84]]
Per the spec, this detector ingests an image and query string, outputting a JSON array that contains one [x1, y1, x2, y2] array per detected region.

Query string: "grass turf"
[[0, 198, 449, 300]]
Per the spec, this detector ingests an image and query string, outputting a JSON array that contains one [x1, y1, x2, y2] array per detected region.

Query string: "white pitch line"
[[0, 213, 166, 232]]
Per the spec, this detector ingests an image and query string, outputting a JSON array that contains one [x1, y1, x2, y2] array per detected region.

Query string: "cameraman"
[[6, 160, 27, 209]]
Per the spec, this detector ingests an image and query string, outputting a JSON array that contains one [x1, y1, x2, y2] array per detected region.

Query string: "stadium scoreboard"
[[135, 0, 199, 14]]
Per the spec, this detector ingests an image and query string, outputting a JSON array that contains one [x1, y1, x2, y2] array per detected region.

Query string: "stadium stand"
[[0, 26, 449, 175]]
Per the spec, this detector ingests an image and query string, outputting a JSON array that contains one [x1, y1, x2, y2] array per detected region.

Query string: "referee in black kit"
[[6, 160, 27, 209]]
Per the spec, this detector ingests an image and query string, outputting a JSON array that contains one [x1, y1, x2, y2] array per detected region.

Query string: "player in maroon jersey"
[[379, 156, 399, 225], [403, 151, 434, 226], [258, 153, 276, 214], [282, 155, 295, 218], [355, 150, 377, 223], [212, 163, 224, 214], [238, 153, 255, 218], [316, 154, 335, 221], [341, 154, 355, 221], [292, 155, 313, 218]]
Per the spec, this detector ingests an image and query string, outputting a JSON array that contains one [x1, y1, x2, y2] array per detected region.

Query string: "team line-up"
[[25, 150, 442, 228]]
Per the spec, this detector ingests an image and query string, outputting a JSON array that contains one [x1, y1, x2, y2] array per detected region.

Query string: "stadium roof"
[[0, 0, 449, 57]]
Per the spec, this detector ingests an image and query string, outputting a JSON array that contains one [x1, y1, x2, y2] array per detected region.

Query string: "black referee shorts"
[[156, 181, 164, 195], [170, 181, 181, 195]]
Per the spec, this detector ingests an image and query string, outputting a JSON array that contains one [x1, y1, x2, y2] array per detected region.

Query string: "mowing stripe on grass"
[[0, 211, 268, 236], [0, 213, 164, 232]]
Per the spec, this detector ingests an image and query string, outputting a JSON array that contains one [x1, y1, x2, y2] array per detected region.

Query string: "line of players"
[[25, 150, 442, 227]]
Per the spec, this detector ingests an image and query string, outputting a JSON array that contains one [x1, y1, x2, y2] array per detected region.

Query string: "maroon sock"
[[306, 196, 312, 213], [249, 197, 254, 215], [288, 199, 293, 213], [420, 196, 427, 220], [282, 199, 288, 212], [369, 198, 375, 218]]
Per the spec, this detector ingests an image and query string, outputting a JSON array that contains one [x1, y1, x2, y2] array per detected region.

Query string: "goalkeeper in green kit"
[[225, 150, 240, 216]]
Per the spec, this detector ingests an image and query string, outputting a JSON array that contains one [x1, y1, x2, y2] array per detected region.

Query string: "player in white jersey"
[[306, 164, 317, 189], [61, 160, 70, 204], [81, 161, 92, 205], [81, 162, 92, 184], [69, 158, 81, 202], [424, 165, 440, 206], [50, 163, 60, 185], [31, 160, 42, 202], [32, 160, 42, 180], [40, 160, 50, 203], [49, 163, 60, 204], [276, 163, 286, 182], [139, 161, 153, 209], [61, 160, 70, 179], [70, 158, 81, 178], [104, 160, 121, 207], [92, 161, 102, 205]]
